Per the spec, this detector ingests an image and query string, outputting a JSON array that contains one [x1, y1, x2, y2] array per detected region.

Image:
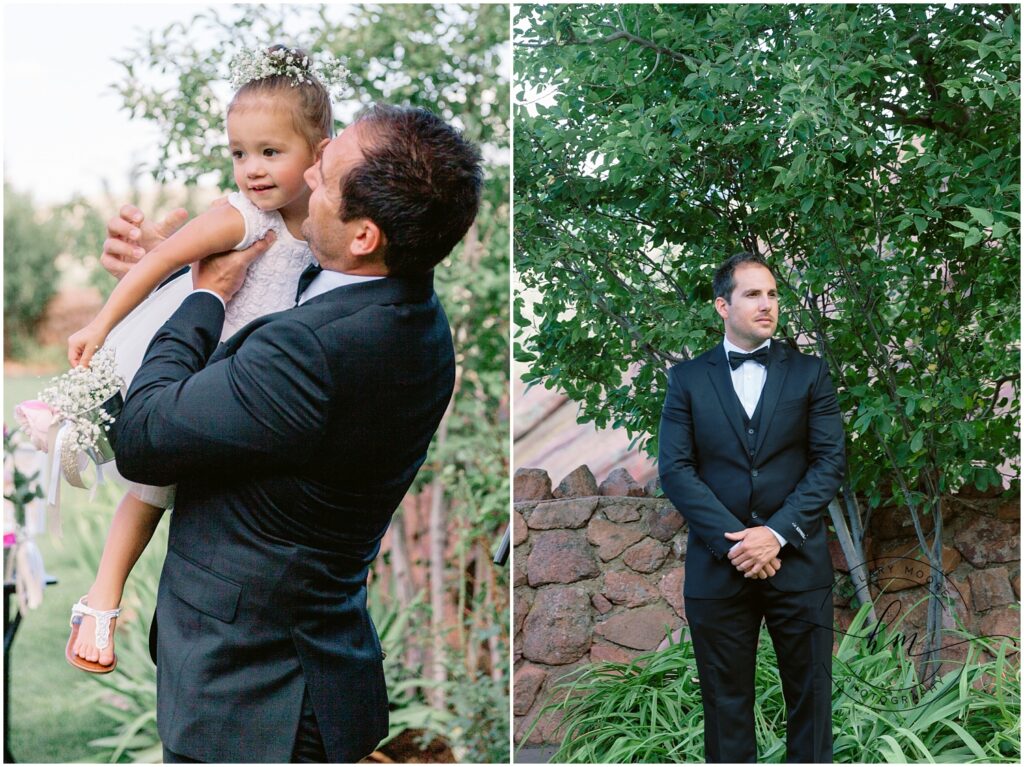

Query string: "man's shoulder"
[[666, 344, 721, 387], [778, 342, 828, 372]]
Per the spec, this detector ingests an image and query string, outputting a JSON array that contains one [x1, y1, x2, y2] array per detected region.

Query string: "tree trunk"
[[828, 497, 877, 625]]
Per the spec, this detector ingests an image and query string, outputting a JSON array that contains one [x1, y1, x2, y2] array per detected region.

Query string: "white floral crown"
[[229, 47, 348, 97]]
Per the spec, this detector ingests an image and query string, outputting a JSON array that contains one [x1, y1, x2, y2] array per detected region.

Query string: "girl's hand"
[[68, 323, 109, 368]]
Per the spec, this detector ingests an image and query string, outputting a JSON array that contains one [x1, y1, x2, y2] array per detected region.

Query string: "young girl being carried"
[[65, 45, 343, 672]]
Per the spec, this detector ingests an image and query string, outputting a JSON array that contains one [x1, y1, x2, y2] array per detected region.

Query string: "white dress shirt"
[[722, 336, 787, 549], [192, 268, 384, 312], [297, 269, 384, 305]]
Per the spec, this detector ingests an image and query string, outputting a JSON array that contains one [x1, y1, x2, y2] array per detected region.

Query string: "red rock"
[[958, 483, 1006, 500], [513, 510, 528, 546], [603, 570, 659, 607], [586, 519, 646, 561], [602, 499, 642, 523], [954, 515, 1020, 567], [514, 589, 533, 637], [658, 567, 685, 618], [871, 586, 929, 637], [594, 605, 678, 651], [527, 498, 598, 530], [514, 468, 553, 502], [870, 540, 960, 592], [646, 503, 685, 542], [514, 547, 527, 588], [513, 664, 548, 715], [591, 593, 612, 614], [644, 477, 662, 497], [829, 539, 850, 573], [968, 567, 1016, 612], [599, 467, 645, 497], [552, 465, 599, 499], [995, 497, 1020, 520], [623, 538, 670, 573], [527, 530, 600, 587], [870, 503, 952, 540], [1013, 572, 1021, 599], [522, 585, 592, 665], [590, 641, 637, 665], [978, 609, 1021, 644]]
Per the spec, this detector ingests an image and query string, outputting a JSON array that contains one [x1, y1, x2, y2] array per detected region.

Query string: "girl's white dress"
[[105, 192, 315, 508]]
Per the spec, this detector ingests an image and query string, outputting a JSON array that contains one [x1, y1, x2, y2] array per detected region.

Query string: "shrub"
[[525, 602, 1020, 763]]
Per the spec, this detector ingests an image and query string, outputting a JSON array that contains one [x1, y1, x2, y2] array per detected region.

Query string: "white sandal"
[[65, 596, 121, 673]]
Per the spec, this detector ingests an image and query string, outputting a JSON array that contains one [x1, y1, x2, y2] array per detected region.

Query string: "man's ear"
[[350, 218, 386, 259], [714, 296, 729, 321], [315, 137, 330, 160]]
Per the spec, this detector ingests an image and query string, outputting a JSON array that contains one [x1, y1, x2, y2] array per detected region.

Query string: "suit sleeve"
[[114, 292, 332, 485], [765, 359, 846, 548], [658, 365, 743, 559]]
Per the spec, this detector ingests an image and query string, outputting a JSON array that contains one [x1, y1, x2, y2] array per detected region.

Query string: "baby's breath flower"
[[38, 346, 124, 455], [228, 47, 349, 99]]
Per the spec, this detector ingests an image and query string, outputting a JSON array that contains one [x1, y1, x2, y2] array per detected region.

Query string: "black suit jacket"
[[658, 341, 845, 598], [115, 273, 454, 762]]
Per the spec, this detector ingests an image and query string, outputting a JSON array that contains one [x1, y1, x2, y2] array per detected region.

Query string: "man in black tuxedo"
[[658, 252, 845, 763], [106, 105, 482, 762]]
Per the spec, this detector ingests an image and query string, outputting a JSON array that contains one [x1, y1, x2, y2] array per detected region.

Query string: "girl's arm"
[[69, 203, 246, 367]]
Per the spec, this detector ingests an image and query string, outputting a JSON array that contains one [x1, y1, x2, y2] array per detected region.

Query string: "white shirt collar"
[[298, 268, 384, 305], [723, 336, 771, 359]]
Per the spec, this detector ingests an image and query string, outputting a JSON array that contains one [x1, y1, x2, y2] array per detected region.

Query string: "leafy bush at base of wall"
[[524, 603, 1020, 763]]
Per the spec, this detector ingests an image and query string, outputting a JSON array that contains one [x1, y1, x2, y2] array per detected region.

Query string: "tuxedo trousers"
[[685, 579, 833, 763]]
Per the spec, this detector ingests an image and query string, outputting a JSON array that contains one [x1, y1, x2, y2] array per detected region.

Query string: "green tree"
[[3, 183, 62, 357], [515, 3, 1019, 670], [89, 4, 509, 760]]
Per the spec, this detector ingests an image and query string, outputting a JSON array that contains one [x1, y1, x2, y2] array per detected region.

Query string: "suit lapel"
[[753, 342, 790, 457], [208, 271, 437, 364], [705, 343, 748, 449]]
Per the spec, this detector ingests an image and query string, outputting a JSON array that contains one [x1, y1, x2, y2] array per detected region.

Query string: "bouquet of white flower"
[[13, 347, 126, 533], [16, 346, 124, 461], [37, 346, 125, 459]]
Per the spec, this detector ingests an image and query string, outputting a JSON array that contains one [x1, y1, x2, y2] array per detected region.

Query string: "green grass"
[[5, 374, 154, 762]]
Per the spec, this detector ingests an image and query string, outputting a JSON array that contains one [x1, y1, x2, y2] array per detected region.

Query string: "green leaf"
[[966, 206, 994, 227]]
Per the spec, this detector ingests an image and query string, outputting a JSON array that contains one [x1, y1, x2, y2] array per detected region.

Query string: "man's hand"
[[102, 204, 189, 280], [725, 527, 782, 579], [192, 232, 276, 303]]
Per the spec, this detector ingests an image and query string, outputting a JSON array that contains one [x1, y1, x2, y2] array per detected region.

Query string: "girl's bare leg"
[[72, 492, 163, 666]]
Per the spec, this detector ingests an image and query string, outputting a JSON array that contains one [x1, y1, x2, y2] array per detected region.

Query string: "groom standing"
[[658, 252, 845, 762], [106, 105, 482, 762]]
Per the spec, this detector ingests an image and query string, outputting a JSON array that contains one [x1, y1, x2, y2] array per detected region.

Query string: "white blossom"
[[38, 346, 124, 455], [228, 48, 349, 99]]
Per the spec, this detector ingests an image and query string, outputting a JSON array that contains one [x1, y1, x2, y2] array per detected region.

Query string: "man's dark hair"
[[340, 104, 484, 276], [712, 252, 772, 303]]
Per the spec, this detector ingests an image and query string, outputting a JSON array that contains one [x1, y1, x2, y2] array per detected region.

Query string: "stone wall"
[[512, 464, 1021, 748]]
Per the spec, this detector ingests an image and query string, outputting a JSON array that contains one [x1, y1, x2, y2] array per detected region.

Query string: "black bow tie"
[[728, 347, 770, 370], [295, 263, 324, 304]]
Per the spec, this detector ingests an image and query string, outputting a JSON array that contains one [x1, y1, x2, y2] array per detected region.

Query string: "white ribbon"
[[44, 420, 109, 539], [14, 539, 45, 614]]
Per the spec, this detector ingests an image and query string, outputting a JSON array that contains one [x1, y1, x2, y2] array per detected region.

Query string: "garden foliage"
[[527, 603, 1020, 763], [3, 184, 62, 356]]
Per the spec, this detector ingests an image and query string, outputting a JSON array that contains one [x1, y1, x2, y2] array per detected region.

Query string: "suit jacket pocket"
[[165, 548, 242, 623], [774, 396, 806, 413]]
